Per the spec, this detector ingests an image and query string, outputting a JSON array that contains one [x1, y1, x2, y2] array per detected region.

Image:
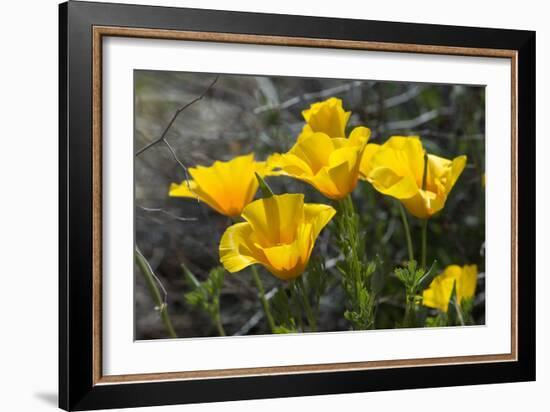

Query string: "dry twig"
[[136, 75, 219, 157], [138, 206, 198, 222], [253, 80, 365, 114]]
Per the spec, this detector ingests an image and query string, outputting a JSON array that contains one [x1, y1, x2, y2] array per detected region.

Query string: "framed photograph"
[[59, 1, 535, 410]]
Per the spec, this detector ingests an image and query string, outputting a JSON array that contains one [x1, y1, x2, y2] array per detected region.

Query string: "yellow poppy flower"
[[219, 193, 336, 280], [422, 264, 478, 312], [299, 97, 351, 139], [360, 136, 467, 219], [169, 154, 271, 218], [269, 98, 370, 200]]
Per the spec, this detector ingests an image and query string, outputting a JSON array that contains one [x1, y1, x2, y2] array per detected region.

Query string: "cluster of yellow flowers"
[[169, 97, 477, 315]]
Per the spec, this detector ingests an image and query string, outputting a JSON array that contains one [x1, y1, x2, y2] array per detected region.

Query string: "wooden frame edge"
[[91, 25, 518, 385], [93, 26, 517, 58], [97, 353, 514, 385], [92, 26, 103, 385], [510, 51, 519, 361]]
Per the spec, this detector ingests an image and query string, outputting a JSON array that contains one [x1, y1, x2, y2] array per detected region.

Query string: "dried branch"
[[135, 75, 219, 201], [136, 247, 169, 305], [135, 75, 219, 156], [135, 76, 221, 237], [253, 80, 365, 114], [382, 107, 452, 131], [162, 138, 193, 178], [135, 247, 177, 338], [413, 129, 485, 141], [233, 287, 278, 336], [138, 206, 198, 222], [381, 218, 397, 244], [365, 85, 423, 114]]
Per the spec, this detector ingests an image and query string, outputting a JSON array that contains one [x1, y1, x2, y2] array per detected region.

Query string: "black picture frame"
[[59, 1, 536, 410]]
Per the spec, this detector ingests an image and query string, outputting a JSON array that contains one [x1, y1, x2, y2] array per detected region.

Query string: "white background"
[[0, 0, 546, 411], [103, 37, 511, 375]]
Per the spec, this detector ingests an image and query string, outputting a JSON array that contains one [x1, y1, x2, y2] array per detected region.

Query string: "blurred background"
[[134, 70, 485, 339]]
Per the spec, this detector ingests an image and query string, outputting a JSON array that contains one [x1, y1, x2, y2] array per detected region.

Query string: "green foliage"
[[395, 260, 439, 294], [305, 257, 330, 319], [273, 325, 298, 334], [270, 288, 298, 333], [461, 296, 475, 325], [395, 260, 423, 289], [255, 172, 275, 198], [334, 195, 377, 330], [269, 258, 329, 333], [425, 313, 448, 327], [370, 255, 387, 296], [343, 283, 375, 330], [394, 260, 438, 327], [182, 264, 226, 336]]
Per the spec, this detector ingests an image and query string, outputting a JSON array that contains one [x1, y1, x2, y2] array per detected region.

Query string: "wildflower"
[[270, 98, 370, 199], [299, 97, 351, 139], [361, 136, 466, 218], [169, 154, 271, 217], [219, 193, 335, 280], [422, 264, 478, 312]]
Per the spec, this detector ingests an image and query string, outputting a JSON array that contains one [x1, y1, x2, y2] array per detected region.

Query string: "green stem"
[[135, 249, 177, 338], [421, 219, 428, 269], [214, 309, 226, 336], [452, 297, 465, 326], [403, 287, 417, 328], [398, 203, 414, 262], [297, 277, 317, 332], [289, 280, 304, 331], [251, 265, 276, 333], [404, 304, 411, 324]]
